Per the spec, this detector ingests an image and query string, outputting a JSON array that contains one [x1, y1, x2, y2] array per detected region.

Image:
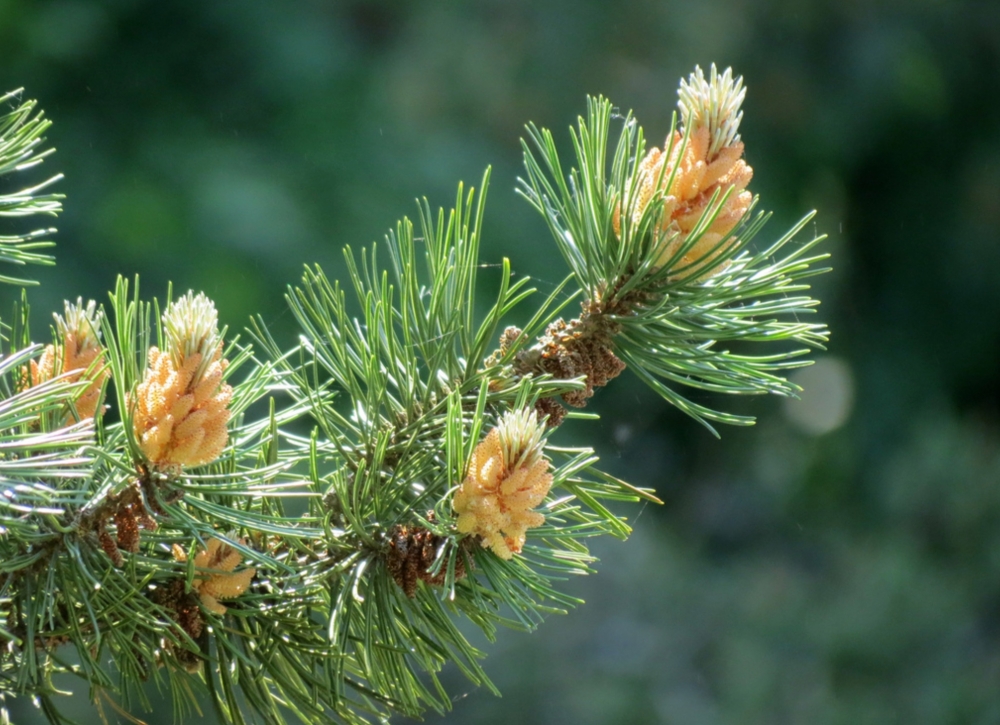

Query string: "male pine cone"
[[453, 409, 553, 559], [614, 64, 753, 278], [131, 292, 232, 470], [30, 299, 109, 423]]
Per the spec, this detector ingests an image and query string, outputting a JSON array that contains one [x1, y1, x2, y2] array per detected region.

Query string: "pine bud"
[[678, 64, 746, 158], [453, 409, 553, 559], [30, 298, 109, 423], [131, 292, 232, 470], [615, 65, 754, 279]]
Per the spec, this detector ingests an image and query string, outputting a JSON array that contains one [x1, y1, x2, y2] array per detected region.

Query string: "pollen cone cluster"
[[30, 298, 109, 423], [172, 537, 256, 615], [614, 64, 754, 279], [150, 578, 205, 672], [453, 409, 553, 559], [131, 292, 232, 470], [386, 522, 470, 598]]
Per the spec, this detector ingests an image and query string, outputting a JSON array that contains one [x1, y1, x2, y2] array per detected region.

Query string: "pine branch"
[[245, 171, 656, 721], [0, 65, 826, 725], [518, 76, 830, 434], [0, 90, 63, 285]]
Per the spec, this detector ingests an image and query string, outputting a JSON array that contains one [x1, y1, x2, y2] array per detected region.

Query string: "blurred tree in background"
[[2, 0, 999, 722]]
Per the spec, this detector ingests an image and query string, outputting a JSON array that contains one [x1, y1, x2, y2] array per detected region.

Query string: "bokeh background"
[[3, 1, 1000, 723]]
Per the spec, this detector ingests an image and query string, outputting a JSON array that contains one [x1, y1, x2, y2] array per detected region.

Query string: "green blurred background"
[[3, 0, 1000, 723]]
